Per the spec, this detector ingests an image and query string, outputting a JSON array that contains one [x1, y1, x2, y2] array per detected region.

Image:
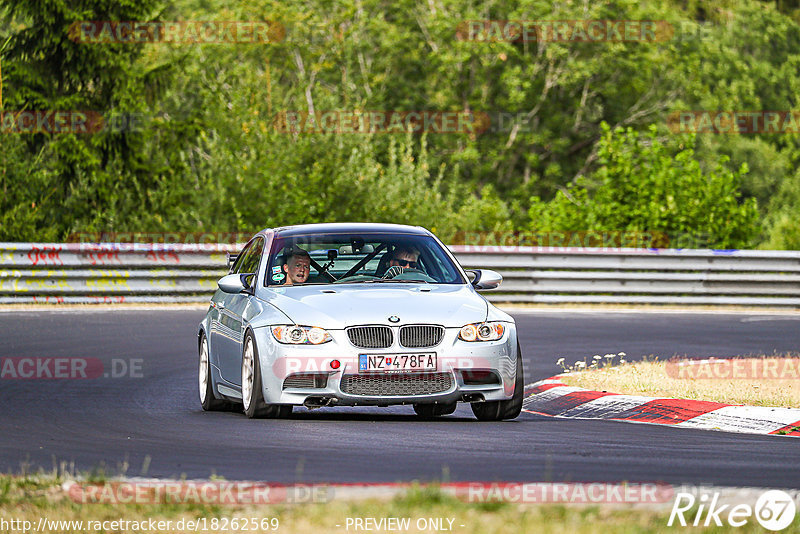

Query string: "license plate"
[[359, 353, 437, 372]]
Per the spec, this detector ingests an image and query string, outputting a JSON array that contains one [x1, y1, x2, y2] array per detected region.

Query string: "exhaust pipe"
[[303, 396, 338, 409]]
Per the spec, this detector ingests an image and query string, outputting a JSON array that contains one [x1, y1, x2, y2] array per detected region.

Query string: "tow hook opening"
[[303, 396, 338, 409], [461, 393, 485, 403]]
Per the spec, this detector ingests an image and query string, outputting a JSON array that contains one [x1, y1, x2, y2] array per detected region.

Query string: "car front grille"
[[347, 326, 393, 348], [340, 372, 453, 396], [399, 325, 444, 348]]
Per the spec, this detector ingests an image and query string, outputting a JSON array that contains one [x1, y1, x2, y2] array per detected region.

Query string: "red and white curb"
[[523, 378, 800, 437]]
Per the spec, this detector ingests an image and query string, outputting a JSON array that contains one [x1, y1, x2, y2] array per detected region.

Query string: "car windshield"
[[265, 232, 465, 286]]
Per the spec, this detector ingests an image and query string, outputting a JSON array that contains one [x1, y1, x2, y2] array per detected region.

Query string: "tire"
[[241, 331, 292, 419], [199, 333, 228, 411], [413, 402, 457, 418], [471, 343, 524, 421]]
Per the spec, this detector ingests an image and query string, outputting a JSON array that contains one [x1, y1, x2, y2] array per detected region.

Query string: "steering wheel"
[[382, 265, 405, 279], [383, 267, 434, 281]]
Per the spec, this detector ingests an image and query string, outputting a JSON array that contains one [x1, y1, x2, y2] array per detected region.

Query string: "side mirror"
[[467, 269, 502, 290], [218, 273, 254, 294]]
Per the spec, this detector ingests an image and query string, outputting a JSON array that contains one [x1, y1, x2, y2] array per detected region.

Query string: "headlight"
[[459, 322, 505, 342], [271, 325, 332, 345]]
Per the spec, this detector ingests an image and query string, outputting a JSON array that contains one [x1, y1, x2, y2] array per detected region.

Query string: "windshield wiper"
[[333, 278, 430, 285], [373, 278, 430, 284]]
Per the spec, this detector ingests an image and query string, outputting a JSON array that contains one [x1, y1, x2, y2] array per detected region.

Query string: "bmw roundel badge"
[[388, 315, 400, 323]]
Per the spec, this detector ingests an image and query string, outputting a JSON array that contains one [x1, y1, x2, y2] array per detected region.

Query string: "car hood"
[[257, 283, 488, 329]]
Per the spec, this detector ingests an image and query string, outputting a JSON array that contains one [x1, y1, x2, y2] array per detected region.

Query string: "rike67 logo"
[[669, 490, 797, 531]]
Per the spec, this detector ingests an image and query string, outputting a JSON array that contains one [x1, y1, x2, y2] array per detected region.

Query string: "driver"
[[382, 246, 422, 278], [282, 248, 311, 285], [389, 246, 420, 270]]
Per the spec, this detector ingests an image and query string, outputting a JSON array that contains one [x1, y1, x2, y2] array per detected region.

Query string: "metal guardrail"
[[449, 246, 800, 307], [1, 243, 799, 307], [0, 243, 234, 304]]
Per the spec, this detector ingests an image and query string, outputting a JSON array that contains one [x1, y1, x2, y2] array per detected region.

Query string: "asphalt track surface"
[[1, 309, 799, 488]]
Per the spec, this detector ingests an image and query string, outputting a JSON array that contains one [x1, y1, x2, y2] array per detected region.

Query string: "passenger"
[[282, 248, 311, 285]]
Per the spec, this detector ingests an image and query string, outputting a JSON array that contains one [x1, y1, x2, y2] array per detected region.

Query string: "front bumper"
[[252, 324, 518, 406]]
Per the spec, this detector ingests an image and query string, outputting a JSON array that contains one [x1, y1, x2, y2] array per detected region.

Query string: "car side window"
[[230, 241, 253, 274], [238, 237, 264, 275]]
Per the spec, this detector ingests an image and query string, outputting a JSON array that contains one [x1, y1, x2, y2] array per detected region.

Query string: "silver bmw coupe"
[[197, 223, 523, 420]]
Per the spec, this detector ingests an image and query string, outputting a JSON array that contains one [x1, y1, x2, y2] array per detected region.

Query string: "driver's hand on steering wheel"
[[382, 265, 405, 279]]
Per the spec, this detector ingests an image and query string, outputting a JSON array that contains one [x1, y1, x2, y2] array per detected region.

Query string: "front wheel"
[[199, 333, 228, 411], [471, 344, 524, 421], [241, 332, 293, 419]]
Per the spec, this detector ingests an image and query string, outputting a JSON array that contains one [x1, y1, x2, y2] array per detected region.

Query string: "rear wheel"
[[241, 332, 292, 419], [471, 344, 524, 421], [199, 333, 228, 411], [413, 402, 457, 418]]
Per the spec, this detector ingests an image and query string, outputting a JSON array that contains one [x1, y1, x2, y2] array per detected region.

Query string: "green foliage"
[[528, 124, 760, 249], [0, 0, 798, 249], [0, 0, 182, 238], [761, 169, 800, 249]]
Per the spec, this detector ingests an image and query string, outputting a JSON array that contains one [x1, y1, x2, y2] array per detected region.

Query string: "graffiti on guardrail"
[[86, 277, 130, 289], [150, 278, 178, 288], [27, 246, 63, 266], [145, 250, 180, 263], [13, 277, 71, 291], [0, 246, 16, 263], [83, 250, 121, 265], [86, 296, 126, 304], [31, 296, 66, 304]]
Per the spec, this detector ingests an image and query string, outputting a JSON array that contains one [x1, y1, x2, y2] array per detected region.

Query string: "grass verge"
[[558, 355, 800, 408], [5, 474, 794, 534]]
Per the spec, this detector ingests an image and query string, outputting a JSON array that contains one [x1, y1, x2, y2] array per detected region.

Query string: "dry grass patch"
[[559, 355, 800, 408]]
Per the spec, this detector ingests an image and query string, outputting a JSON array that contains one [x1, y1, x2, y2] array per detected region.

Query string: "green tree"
[[0, 0, 176, 239], [528, 123, 760, 249]]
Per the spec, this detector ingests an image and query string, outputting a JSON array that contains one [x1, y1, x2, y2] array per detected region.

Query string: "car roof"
[[266, 223, 432, 238]]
